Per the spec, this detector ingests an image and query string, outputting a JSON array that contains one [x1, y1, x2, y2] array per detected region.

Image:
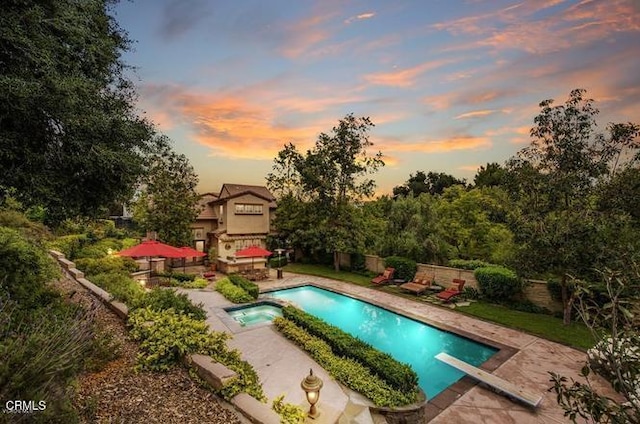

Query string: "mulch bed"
[[53, 275, 243, 424]]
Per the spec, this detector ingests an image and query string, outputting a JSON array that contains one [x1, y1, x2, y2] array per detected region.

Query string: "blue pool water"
[[226, 303, 283, 326], [266, 285, 497, 398]]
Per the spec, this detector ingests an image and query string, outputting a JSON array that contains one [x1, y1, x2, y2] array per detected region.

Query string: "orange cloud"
[[364, 59, 456, 87], [344, 12, 375, 24], [381, 136, 492, 154], [455, 109, 498, 119], [458, 164, 481, 172]]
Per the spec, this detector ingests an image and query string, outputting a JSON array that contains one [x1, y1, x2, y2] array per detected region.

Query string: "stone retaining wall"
[[48, 250, 279, 424]]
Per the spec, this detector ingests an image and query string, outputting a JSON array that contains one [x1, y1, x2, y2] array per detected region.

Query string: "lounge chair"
[[400, 276, 439, 295], [371, 267, 395, 285], [436, 279, 465, 302]]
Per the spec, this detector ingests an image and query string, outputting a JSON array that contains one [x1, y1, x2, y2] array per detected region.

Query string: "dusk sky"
[[114, 0, 640, 195]]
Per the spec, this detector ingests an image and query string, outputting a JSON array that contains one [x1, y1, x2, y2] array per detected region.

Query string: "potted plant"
[[208, 246, 218, 271]]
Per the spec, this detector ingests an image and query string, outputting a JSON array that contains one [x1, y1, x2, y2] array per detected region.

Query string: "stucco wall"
[[226, 193, 270, 235]]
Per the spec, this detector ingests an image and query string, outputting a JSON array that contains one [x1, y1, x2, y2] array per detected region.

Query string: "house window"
[[192, 228, 205, 240], [234, 203, 263, 214]]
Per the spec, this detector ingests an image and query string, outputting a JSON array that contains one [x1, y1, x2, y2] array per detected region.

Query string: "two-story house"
[[191, 184, 276, 273]]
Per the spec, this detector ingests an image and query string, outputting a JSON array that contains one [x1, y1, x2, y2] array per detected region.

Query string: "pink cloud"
[[364, 59, 456, 87], [344, 12, 375, 24]]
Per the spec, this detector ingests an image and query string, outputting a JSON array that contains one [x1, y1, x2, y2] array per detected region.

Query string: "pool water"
[[267, 285, 497, 398], [227, 304, 283, 326]]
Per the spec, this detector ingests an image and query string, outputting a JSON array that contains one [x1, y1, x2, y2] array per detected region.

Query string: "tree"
[[549, 266, 640, 423], [367, 194, 448, 264], [267, 114, 384, 270], [473, 162, 507, 188], [507, 89, 640, 325], [393, 171, 465, 197], [435, 186, 515, 263], [132, 138, 202, 247], [0, 0, 158, 224]]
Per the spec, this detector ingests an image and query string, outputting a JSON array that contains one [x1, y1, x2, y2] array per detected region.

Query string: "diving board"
[[435, 352, 543, 408]]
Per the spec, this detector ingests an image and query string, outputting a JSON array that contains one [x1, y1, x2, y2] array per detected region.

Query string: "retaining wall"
[[48, 250, 279, 424]]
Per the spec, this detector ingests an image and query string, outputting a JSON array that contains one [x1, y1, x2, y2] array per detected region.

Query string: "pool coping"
[[260, 282, 519, 422]]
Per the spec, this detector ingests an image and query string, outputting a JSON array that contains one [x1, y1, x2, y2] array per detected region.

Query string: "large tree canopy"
[[0, 0, 158, 224], [506, 89, 640, 325], [131, 138, 202, 247], [267, 114, 384, 270], [393, 171, 466, 198]]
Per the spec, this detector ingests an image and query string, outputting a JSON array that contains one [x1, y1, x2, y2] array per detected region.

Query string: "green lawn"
[[284, 263, 373, 286], [283, 263, 595, 351], [455, 303, 595, 350]]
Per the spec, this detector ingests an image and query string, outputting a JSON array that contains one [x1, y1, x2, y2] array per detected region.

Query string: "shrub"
[[215, 278, 253, 303], [47, 233, 88, 259], [448, 259, 495, 270], [89, 272, 145, 305], [135, 288, 207, 320], [0, 227, 60, 308], [0, 302, 95, 422], [281, 306, 418, 392], [462, 286, 479, 300], [272, 395, 306, 424], [177, 277, 209, 289], [228, 274, 259, 299], [75, 256, 138, 277], [128, 308, 264, 400], [269, 257, 288, 268], [474, 266, 522, 301], [383, 256, 417, 281], [75, 238, 123, 259], [349, 253, 367, 273], [273, 317, 417, 407], [155, 271, 196, 282]]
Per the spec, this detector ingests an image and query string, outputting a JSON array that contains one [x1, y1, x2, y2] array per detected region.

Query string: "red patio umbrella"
[[178, 246, 207, 272], [117, 240, 185, 272], [118, 240, 185, 258], [235, 245, 272, 270]]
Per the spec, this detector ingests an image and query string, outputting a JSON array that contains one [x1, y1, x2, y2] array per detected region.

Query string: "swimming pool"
[[226, 302, 283, 326], [266, 285, 497, 398]]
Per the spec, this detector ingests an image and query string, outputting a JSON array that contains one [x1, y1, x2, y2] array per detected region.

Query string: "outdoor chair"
[[400, 275, 439, 295], [371, 267, 395, 285], [436, 279, 466, 302]]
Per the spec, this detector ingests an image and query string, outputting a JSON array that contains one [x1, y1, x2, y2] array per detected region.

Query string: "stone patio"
[[181, 271, 617, 423]]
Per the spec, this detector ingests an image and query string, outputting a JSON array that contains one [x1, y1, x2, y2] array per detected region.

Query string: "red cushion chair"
[[371, 267, 395, 285], [436, 279, 466, 302]]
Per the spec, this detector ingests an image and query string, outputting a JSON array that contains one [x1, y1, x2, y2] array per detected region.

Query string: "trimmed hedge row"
[[383, 256, 417, 281], [281, 306, 418, 392], [273, 317, 417, 407], [474, 266, 522, 301], [228, 274, 259, 299], [269, 257, 288, 268], [155, 271, 196, 282], [448, 259, 495, 270], [215, 277, 253, 303]]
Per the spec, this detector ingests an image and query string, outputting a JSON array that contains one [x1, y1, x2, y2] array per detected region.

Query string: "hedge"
[[383, 256, 417, 281], [448, 259, 496, 270], [269, 257, 288, 268], [474, 266, 522, 301], [134, 288, 207, 320], [75, 255, 138, 277], [215, 277, 253, 303], [228, 274, 259, 299], [273, 317, 417, 407], [281, 306, 417, 392]]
